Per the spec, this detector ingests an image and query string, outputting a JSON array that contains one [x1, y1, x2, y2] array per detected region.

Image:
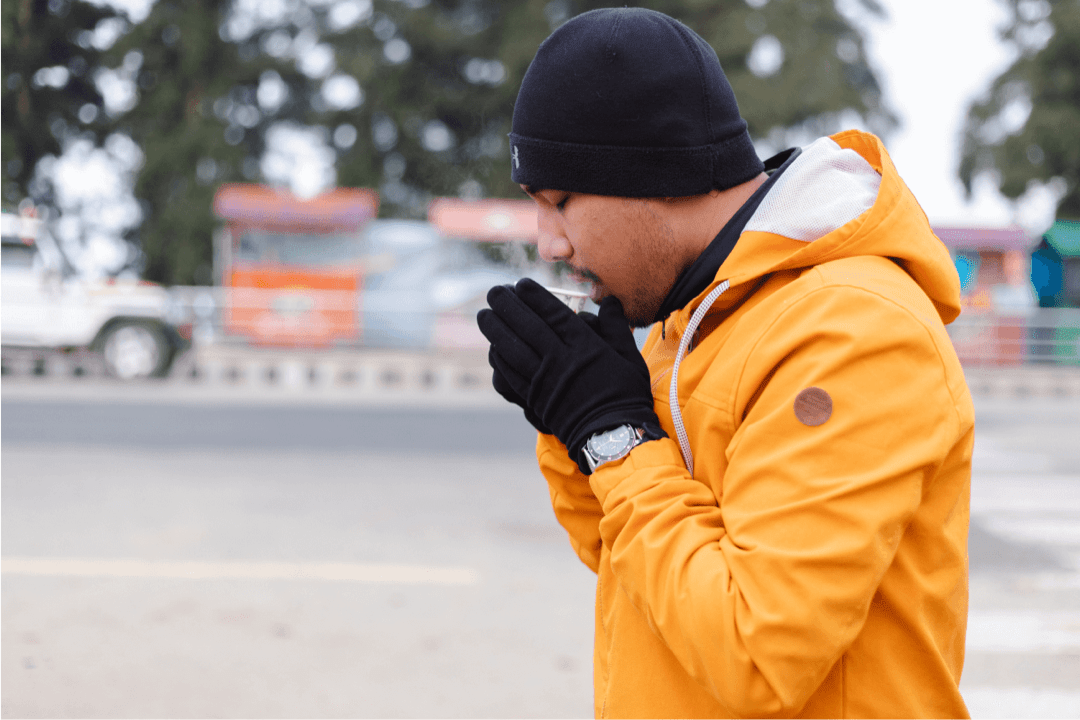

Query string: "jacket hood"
[[703, 130, 962, 325]]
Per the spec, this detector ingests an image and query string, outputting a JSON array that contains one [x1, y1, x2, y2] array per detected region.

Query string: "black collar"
[[652, 147, 801, 324]]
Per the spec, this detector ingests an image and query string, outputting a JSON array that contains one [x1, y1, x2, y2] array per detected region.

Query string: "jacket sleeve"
[[537, 433, 604, 574], [586, 286, 964, 716]]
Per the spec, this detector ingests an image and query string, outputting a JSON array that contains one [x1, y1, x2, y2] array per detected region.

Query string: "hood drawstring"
[[669, 280, 730, 477], [661, 319, 666, 340]]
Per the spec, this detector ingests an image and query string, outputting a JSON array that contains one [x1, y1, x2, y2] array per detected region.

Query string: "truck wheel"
[[101, 322, 170, 380]]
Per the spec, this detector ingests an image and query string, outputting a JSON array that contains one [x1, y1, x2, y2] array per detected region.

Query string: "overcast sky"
[[865, 0, 1058, 231]]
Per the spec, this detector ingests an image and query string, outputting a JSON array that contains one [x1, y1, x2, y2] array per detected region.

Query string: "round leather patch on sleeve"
[[794, 387, 832, 426]]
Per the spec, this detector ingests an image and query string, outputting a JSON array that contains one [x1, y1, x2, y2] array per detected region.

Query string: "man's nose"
[[536, 209, 572, 263]]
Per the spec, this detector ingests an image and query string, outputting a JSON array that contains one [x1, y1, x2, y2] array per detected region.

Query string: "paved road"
[[2, 385, 1079, 718], [1, 399, 537, 454], [960, 398, 1080, 719]]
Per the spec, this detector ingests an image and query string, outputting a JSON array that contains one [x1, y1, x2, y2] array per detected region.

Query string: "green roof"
[[1045, 220, 1080, 257]]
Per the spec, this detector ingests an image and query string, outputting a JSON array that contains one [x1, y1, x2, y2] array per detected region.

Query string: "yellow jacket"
[[538, 131, 973, 718]]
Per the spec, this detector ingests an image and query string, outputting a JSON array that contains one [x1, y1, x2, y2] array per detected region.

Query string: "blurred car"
[[1, 212, 190, 379], [360, 219, 522, 348]]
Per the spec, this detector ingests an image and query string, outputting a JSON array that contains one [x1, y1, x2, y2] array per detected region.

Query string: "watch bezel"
[[584, 424, 644, 472]]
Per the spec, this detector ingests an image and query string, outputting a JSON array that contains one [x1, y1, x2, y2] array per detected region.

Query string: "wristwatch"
[[582, 424, 649, 474]]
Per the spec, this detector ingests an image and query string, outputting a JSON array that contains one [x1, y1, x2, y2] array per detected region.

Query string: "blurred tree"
[[960, 0, 1080, 220], [328, 0, 894, 217], [104, 0, 320, 284], [1, 0, 121, 211]]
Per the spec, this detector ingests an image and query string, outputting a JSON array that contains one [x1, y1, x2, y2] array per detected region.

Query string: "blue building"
[[1033, 220, 1080, 308]]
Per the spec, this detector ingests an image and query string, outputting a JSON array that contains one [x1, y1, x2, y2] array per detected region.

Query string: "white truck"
[[1, 212, 190, 379]]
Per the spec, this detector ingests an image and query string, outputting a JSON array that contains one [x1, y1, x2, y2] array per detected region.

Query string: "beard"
[[623, 290, 668, 328], [600, 202, 681, 328], [563, 263, 663, 328], [554, 197, 688, 329]]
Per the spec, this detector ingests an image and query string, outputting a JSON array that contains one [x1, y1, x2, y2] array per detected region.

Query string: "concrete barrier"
[[168, 345, 491, 394], [1, 345, 491, 393], [5, 345, 1080, 398]]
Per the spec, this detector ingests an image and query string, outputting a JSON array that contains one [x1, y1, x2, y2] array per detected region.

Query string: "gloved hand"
[[487, 308, 609, 436], [488, 346, 552, 435], [477, 278, 664, 473]]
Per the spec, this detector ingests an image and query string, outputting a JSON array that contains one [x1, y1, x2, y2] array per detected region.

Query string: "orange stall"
[[212, 184, 378, 347]]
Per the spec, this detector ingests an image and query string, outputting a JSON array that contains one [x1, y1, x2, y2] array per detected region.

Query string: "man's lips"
[[569, 271, 604, 302]]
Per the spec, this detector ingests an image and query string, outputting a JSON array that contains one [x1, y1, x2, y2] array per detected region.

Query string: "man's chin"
[[616, 298, 659, 328], [626, 313, 656, 329], [589, 286, 657, 328]]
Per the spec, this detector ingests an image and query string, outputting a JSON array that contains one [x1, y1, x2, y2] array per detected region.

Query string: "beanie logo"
[[512, 146, 520, 169]]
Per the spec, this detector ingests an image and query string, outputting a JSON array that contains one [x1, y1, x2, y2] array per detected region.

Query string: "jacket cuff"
[[587, 436, 687, 507]]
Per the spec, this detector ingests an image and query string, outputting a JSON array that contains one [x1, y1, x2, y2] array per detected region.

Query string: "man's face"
[[523, 187, 685, 327]]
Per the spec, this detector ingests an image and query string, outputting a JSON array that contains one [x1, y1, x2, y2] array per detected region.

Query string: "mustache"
[[555, 261, 602, 284]]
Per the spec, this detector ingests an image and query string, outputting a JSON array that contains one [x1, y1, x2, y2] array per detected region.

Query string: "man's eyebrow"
[[521, 185, 538, 196]]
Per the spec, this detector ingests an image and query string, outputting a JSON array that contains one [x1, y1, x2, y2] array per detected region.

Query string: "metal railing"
[[169, 287, 1080, 365], [947, 307, 1080, 366], [5, 286, 1079, 393], [167, 286, 487, 352]]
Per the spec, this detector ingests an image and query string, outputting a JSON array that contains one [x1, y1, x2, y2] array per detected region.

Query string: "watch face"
[[589, 425, 634, 460]]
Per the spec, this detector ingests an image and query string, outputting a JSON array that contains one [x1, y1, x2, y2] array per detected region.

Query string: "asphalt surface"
[[1, 399, 536, 454], [2, 383, 1079, 718]]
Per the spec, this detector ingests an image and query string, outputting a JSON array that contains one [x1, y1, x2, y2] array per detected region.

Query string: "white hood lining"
[[744, 137, 882, 243]]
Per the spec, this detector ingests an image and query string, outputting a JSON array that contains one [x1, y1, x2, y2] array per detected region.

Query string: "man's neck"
[[684, 173, 769, 263], [650, 148, 801, 324]]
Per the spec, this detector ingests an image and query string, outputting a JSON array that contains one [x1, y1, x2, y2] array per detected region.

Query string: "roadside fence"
[[4, 287, 1080, 397], [947, 307, 1080, 367]]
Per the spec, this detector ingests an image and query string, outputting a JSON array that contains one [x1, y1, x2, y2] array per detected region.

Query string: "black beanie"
[[510, 7, 764, 198]]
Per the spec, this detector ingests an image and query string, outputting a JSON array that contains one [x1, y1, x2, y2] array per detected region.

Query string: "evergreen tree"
[[329, 0, 893, 216], [2, 0, 121, 211], [104, 0, 321, 284], [960, 0, 1080, 220]]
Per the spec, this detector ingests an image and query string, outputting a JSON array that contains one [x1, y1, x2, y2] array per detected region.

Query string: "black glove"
[[489, 346, 553, 435], [477, 278, 664, 473], [487, 309, 614, 436], [487, 308, 613, 436]]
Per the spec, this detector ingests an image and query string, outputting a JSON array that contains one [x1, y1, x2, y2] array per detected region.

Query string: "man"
[[477, 7, 972, 718]]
